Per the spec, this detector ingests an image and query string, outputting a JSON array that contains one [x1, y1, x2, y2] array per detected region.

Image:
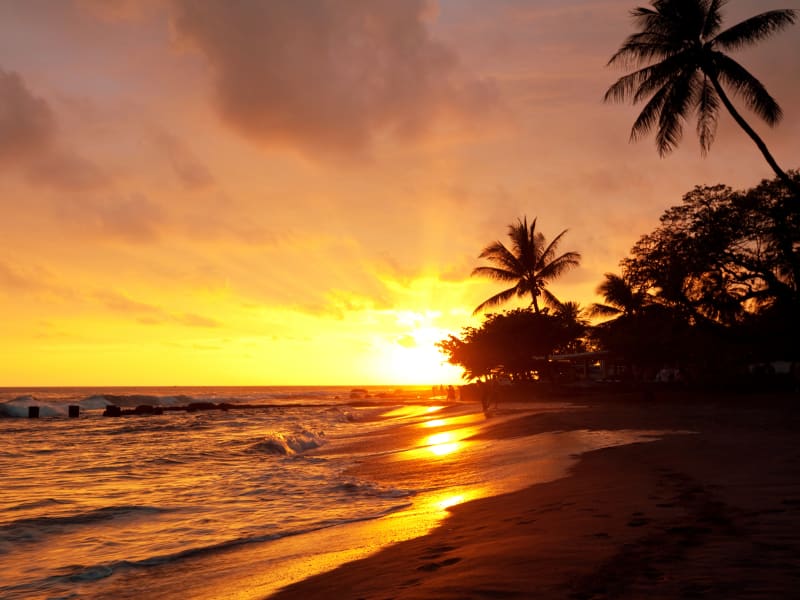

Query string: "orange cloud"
[[0, 68, 55, 163], [93, 290, 221, 328], [0, 67, 108, 190], [171, 0, 497, 159], [152, 129, 215, 190]]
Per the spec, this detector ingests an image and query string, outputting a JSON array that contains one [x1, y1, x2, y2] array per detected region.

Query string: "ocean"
[[0, 386, 658, 599]]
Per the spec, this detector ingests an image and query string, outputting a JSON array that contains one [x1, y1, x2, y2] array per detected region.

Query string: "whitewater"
[[0, 386, 659, 599]]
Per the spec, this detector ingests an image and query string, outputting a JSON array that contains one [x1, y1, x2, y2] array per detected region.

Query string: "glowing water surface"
[[0, 392, 668, 599]]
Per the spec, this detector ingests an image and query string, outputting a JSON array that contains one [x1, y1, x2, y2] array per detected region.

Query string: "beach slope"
[[271, 391, 800, 599]]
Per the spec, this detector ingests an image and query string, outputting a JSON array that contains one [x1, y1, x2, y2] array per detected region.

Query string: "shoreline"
[[270, 390, 800, 599]]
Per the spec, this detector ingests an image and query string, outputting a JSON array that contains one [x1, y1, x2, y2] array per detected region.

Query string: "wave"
[[6, 498, 73, 512], [0, 502, 413, 599], [36, 503, 412, 583], [335, 478, 417, 500], [84, 394, 195, 408], [0, 505, 166, 547], [247, 430, 325, 455], [0, 396, 68, 418]]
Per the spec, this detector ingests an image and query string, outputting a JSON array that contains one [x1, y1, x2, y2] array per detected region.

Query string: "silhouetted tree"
[[598, 173, 800, 378], [472, 217, 581, 315], [589, 272, 650, 319], [623, 175, 800, 324], [605, 0, 798, 194], [552, 300, 590, 353], [437, 308, 585, 382]]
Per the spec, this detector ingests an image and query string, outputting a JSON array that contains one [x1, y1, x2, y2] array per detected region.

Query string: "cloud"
[[27, 150, 109, 190], [0, 260, 50, 293], [171, 0, 497, 158], [58, 193, 164, 242], [75, 0, 162, 22], [94, 290, 222, 328], [0, 68, 56, 164], [174, 313, 221, 328], [152, 129, 215, 190], [0, 67, 109, 190]]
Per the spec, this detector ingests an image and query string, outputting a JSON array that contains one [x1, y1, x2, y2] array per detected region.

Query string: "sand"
[[270, 389, 800, 599]]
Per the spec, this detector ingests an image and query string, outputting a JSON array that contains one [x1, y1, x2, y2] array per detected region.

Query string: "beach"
[[272, 389, 800, 599], [3, 386, 799, 599]]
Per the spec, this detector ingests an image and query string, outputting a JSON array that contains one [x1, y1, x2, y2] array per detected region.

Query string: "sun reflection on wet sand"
[[425, 432, 460, 456], [381, 405, 444, 419]]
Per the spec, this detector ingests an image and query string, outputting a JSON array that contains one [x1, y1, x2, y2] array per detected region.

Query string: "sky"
[[1, 0, 798, 386]]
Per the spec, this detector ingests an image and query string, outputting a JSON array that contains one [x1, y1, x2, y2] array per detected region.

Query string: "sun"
[[376, 327, 463, 385]]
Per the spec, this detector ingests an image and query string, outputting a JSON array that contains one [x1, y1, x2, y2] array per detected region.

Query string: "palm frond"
[[695, 74, 720, 155], [537, 251, 581, 282], [630, 83, 671, 142], [472, 286, 518, 316], [701, 0, 725, 39], [508, 217, 535, 265], [477, 241, 521, 274], [604, 51, 689, 105], [711, 52, 783, 126], [655, 68, 699, 156], [540, 288, 563, 311], [596, 272, 634, 306], [631, 53, 693, 103], [538, 228, 569, 265], [471, 265, 518, 282], [607, 32, 676, 68], [587, 303, 623, 319], [630, 6, 675, 38], [712, 9, 797, 51]]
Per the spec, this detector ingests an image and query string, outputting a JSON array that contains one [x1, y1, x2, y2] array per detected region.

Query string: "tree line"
[[439, 172, 799, 384], [438, 0, 798, 386]]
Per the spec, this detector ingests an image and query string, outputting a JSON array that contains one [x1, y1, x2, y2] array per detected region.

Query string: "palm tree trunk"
[[709, 74, 799, 197]]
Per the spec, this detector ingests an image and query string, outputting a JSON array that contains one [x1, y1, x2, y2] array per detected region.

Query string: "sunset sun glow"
[[1, 0, 797, 385]]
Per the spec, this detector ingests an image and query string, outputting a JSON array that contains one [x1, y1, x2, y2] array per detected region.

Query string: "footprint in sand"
[[420, 544, 456, 559], [417, 557, 462, 571], [627, 515, 652, 527]]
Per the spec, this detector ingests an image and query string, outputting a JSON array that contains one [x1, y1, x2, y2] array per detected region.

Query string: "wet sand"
[[271, 389, 800, 599]]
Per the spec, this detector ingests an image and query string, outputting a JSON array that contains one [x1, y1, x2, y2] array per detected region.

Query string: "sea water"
[[0, 386, 660, 599]]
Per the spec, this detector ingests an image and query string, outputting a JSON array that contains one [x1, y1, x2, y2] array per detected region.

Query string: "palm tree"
[[605, 0, 798, 193], [472, 217, 581, 315], [589, 273, 649, 320]]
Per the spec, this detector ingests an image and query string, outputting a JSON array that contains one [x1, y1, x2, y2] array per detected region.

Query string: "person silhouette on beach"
[[478, 380, 494, 416]]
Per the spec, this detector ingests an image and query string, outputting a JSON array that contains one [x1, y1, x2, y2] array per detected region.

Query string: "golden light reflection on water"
[[426, 431, 461, 456], [429, 442, 459, 456], [427, 432, 453, 445], [381, 405, 443, 419], [437, 494, 465, 510]]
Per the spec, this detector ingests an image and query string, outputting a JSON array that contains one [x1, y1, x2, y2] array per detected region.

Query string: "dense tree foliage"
[[437, 308, 586, 382], [622, 174, 800, 324], [603, 172, 800, 377], [445, 174, 799, 385]]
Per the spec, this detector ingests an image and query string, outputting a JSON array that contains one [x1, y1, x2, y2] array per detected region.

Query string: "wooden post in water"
[[28, 406, 40, 418], [68, 405, 80, 418], [103, 405, 122, 417]]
